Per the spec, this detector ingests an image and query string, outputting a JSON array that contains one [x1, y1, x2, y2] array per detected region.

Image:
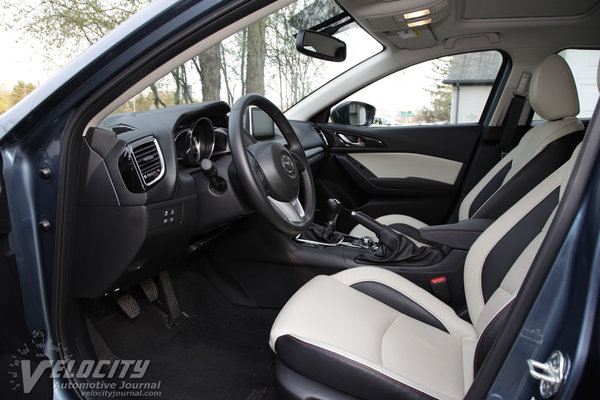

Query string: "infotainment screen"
[[246, 106, 275, 139]]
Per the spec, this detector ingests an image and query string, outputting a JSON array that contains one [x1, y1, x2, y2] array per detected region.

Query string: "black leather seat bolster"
[[275, 361, 362, 400], [468, 162, 512, 217], [275, 335, 439, 400], [473, 301, 513, 375], [351, 282, 449, 333], [472, 130, 583, 220]]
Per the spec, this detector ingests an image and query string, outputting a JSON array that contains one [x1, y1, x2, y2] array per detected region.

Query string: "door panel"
[[315, 123, 482, 232], [323, 123, 481, 161], [348, 152, 463, 185]]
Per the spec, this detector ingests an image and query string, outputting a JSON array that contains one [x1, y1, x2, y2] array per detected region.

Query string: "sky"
[[314, 27, 435, 118], [345, 62, 435, 119], [0, 4, 435, 119], [0, 28, 60, 90]]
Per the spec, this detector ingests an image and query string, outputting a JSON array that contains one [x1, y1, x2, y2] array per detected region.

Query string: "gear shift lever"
[[322, 198, 342, 238], [298, 198, 344, 244]]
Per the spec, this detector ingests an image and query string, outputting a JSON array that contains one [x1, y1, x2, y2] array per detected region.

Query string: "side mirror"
[[296, 30, 346, 62], [331, 101, 376, 126]]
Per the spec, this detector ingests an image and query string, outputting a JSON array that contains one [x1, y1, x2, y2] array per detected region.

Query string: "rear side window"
[[533, 49, 600, 120], [561, 49, 600, 119], [336, 50, 504, 126]]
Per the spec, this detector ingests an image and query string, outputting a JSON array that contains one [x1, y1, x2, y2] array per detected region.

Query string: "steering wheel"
[[228, 94, 316, 234]]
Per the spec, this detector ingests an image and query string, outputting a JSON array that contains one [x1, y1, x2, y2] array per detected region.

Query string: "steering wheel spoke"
[[246, 149, 270, 194], [254, 162, 273, 196], [268, 196, 306, 223]]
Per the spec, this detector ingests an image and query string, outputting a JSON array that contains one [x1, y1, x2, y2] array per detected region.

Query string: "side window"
[[559, 49, 600, 119], [333, 50, 503, 126]]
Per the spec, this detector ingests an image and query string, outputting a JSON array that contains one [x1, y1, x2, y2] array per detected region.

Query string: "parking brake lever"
[[350, 211, 399, 256], [350, 211, 444, 264], [350, 211, 383, 235]]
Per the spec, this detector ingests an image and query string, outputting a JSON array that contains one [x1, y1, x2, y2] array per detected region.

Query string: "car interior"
[[53, 0, 600, 399]]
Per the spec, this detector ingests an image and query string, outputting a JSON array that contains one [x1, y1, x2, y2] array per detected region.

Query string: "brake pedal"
[[140, 278, 158, 302], [116, 294, 140, 319]]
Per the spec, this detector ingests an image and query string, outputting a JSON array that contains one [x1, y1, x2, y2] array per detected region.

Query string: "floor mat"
[[93, 267, 279, 400]]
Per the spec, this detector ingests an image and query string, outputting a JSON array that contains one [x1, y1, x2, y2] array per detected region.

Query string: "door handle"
[[336, 133, 366, 147]]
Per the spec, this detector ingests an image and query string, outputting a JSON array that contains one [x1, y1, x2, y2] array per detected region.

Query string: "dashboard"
[[71, 101, 327, 298]]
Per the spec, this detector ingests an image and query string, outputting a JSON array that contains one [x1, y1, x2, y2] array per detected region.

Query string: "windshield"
[[114, 0, 382, 114]]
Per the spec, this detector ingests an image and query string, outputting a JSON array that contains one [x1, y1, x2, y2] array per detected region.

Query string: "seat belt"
[[498, 71, 531, 157]]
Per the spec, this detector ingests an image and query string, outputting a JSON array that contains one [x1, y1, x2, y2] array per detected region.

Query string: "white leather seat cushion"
[[270, 268, 478, 400]]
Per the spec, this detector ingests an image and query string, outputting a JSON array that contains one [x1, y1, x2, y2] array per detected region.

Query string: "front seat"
[[270, 143, 581, 400], [351, 54, 583, 239]]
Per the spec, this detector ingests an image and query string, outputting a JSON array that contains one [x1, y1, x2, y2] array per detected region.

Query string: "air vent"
[[314, 126, 330, 146], [111, 124, 136, 134], [129, 137, 165, 188]]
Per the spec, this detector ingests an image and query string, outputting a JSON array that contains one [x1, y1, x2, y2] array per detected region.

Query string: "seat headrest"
[[530, 55, 579, 121]]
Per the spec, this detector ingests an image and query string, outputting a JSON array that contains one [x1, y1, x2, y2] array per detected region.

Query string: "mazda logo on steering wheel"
[[281, 154, 295, 175]]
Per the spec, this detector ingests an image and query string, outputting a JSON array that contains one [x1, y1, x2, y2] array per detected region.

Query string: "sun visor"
[[384, 26, 437, 49], [363, 0, 450, 32], [352, 0, 449, 49]]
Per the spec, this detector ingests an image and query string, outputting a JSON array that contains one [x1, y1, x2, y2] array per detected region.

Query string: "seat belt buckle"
[[430, 276, 452, 304]]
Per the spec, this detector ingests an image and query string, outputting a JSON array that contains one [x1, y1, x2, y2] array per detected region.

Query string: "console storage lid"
[[419, 218, 493, 250]]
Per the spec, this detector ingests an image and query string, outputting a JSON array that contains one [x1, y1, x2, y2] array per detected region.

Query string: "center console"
[[295, 199, 492, 265], [204, 198, 492, 313], [291, 199, 493, 311]]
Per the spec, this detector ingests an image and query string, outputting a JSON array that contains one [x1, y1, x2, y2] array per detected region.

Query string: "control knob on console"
[[359, 236, 375, 249]]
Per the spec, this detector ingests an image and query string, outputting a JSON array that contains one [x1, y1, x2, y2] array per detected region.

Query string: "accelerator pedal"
[[116, 294, 140, 319], [140, 278, 159, 302], [158, 270, 187, 328]]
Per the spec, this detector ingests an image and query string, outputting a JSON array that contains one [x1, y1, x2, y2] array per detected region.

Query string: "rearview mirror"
[[331, 101, 376, 126], [296, 30, 346, 62]]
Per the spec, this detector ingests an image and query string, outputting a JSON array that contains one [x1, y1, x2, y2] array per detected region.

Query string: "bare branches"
[[264, 0, 323, 109], [2, 0, 335, 113], [4, 0, 150, 59]]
